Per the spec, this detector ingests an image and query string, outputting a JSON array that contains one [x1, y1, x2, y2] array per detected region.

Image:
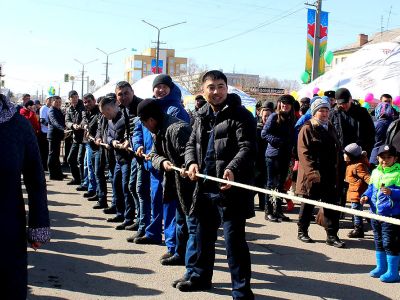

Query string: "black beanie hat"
[[137, 98, 163, 121], [152, 74, 173, 90], [24, 100, 34, 108]]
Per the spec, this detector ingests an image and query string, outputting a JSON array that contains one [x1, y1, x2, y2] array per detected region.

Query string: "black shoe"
[[326, 235, 346, 248], [125, 222, 139, 231], [49, 175, 64, 181], [172, 274, 190, 288], [160, 252, 174, 260], [83, 191, 96, 198], [76, 185, 88, 192], [87, 195, 99, 201], [115, 221, 133, 230], [93, 202, 108, 209], [134, 236, 161, 245], [62, 174, 68, 179], [66, 179, 80, 185], [298, 232, 314, 243], [265, 213, 279, 222], [107, 215, 124, 223], [103, 206, 117, 214], [176, 280, 212, 292], [161, 254, 185, 266], [127, 231, 145, 243], [347, 226, 364, 238], [276, 212, 290, 222]]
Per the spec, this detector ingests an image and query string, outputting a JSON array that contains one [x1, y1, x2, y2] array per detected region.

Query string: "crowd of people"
[[3, 69, 400, 299]]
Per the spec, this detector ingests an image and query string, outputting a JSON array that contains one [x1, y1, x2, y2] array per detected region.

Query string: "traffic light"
[[64, 73, 69, 82]]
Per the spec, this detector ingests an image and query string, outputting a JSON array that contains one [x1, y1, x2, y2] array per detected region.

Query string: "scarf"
[[315, 118, 329, 130], [0, 93, 17, 124]]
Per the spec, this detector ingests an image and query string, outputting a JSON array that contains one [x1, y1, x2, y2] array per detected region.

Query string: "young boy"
[[361, 144, 400, 283]]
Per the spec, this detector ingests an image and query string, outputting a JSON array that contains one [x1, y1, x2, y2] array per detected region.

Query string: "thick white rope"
[[170, 165, 400, 226]]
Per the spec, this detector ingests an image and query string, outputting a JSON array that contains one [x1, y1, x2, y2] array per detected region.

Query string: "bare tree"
[[260, 76, 300, 91], [174, 58, 208, 94]]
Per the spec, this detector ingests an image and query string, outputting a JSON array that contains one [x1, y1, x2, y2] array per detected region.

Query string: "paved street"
[[27, 174, 399, 299]]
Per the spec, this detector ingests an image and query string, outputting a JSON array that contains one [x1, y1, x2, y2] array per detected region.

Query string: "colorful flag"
[[151, 59, 163, 74], [304, 9, 329, 83]]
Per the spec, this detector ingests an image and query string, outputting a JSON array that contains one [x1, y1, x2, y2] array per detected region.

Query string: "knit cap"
[[152, 74, 173, 90], [311, 98, 330, 115], [344, 143, 362, 158]]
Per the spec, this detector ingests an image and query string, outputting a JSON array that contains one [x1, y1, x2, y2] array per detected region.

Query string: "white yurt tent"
[[93, 74, 191, 100], [298, 42, 400, 100]]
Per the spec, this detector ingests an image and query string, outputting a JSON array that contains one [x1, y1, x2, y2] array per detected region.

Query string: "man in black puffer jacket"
[[179, 70, 256, 299]]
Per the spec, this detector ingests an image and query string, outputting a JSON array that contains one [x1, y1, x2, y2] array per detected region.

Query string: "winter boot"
[[380, 255, 400, 283], [369, 251, 387, 278], [347, 225, 364, 238]]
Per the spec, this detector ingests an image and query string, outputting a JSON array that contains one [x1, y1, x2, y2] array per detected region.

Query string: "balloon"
[[362, 102, 370, 110], [317, 90, 324, 97], [365, 93, 374, 103], [48, 86, 55, 96], [290, 91, 299, 100], [300, 71, 310, 84], [393, 96, 400, 106], [324, 50, 334, 65], [359, 99, 365, 105], [394, 105, 400, 112], [312, 87, 320, 95]]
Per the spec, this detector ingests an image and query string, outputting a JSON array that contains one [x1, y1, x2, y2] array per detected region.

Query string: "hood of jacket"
[[155, 83, 182, 112]]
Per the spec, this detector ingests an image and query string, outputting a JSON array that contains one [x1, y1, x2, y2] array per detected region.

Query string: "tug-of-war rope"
[[170, 165, 400, 226], [87, 136, 400, 227]]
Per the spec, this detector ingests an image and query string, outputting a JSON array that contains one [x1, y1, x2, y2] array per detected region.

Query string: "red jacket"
[[20, 107, 40, 135]]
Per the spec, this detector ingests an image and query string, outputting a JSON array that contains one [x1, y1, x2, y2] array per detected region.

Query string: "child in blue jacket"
[[361, 144, 400, 283]]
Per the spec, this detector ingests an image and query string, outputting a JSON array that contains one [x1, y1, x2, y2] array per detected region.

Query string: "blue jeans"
[[371, 216, 400, 256], [83, 143, 96, 192], [351, 202, 363, 226], [189, 192, 253, 299], [128, 158, 140, 223], [92, 148, 107, 203], [106, 149, 116, 209], [137, 162, 151, 233], [175, 205, 198, 276], [164, 199, 177, 254], [113, 161, 134, 222], [144, 169, 163, 243]]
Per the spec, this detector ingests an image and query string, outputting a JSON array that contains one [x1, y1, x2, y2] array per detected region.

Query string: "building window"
[[134, 60, 142, 69]]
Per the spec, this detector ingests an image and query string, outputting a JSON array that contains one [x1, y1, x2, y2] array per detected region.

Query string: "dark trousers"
[[371, 216, 400, 256], [63, 136, 72, 164], [38, 132, 49, 171], [298, 202, 340, 236], [92, 148, 107, 204], [189, 192, 254, 299], [113, 161, 134, 222], [47, 139, 63, 178], [107, 149, 116, 208], [265, 155, 291, 214], [67, 142, 85, 183]]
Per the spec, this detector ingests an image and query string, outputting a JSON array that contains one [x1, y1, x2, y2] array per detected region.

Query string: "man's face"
[[69, 94, 78, 106], [153, 84, 171, 99], [261, 109, 271, 124], [22, 95, 30, 104], [83, 97, 96, 111], [142, 117, 158, 133], [100, 104, 118, 120], [52, 98, 62, 109], [381, 96, 392, 105], [46, 98, 51, 107], [27, 104, 35, 112], [338, 101, 351, 112], [116, 86, 134, 107], [35, 103, 41, 110], [202, 78, 228, 108], [329, 98, 336, 107]]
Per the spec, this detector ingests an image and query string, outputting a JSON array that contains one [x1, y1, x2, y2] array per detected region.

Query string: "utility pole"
[[74, 58, 98, 98], [87, 76, 89, 94], [142, 20, 186, 74], [96, 47, 126, 84], [311, 0, 322, 81]]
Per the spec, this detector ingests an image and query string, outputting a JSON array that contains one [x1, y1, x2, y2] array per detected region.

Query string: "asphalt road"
[[26, 174, 400, 299]]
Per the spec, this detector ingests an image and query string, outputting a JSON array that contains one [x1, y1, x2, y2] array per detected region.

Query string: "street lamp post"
[[142, 20, 186, 74], [73, 58, 98, 97], [96, 47, 126, 84]]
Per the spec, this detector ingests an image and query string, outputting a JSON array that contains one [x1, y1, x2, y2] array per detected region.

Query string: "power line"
[[180, 5, 304, 51]]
